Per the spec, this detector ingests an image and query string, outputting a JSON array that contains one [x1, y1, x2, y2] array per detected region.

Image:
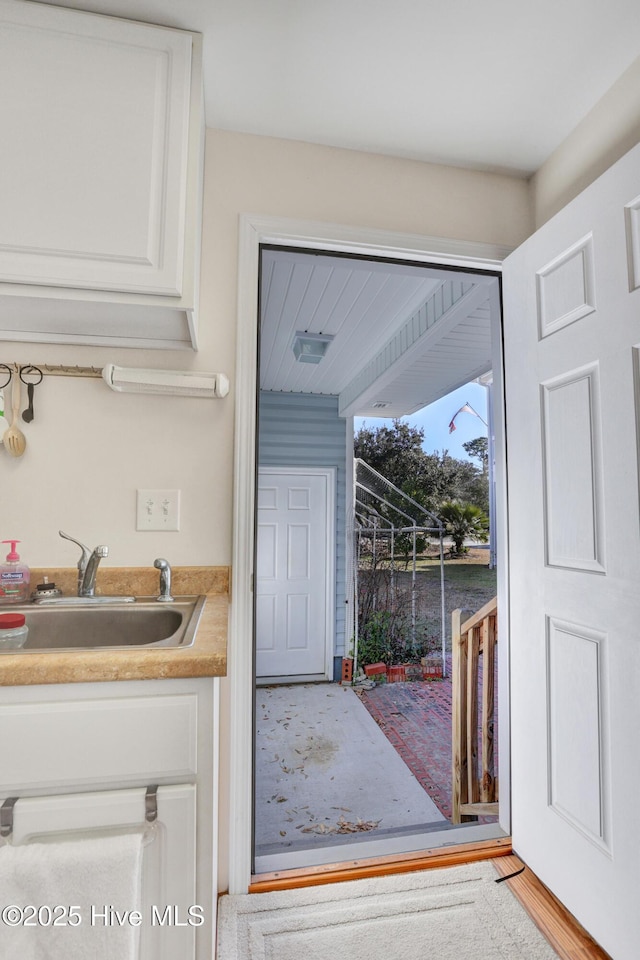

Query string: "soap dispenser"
[[0, 540, 30, 603]]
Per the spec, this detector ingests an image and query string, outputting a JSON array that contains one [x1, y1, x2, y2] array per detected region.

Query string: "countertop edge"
[[0, 592, 229, 687]]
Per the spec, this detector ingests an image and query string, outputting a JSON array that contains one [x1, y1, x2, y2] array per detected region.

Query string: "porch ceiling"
[[260, 247, 496, 417]]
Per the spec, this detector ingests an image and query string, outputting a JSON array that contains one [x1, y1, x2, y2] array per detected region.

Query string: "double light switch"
[[136, 489, 181, 531]]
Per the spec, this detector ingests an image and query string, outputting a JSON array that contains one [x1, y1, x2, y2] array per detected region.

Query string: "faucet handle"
[[59, 530, 90, 570], [95, 545, 109, 559]]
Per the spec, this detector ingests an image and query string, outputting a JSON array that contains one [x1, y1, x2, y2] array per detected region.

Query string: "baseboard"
[[493, 855, 612, 960]]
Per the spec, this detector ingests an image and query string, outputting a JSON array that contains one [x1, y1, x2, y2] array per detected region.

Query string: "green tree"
[[439, 501, 489, 556], [463, 436, 489, 473], [354, 420, 489, 515], [354, 419, 427, 492]]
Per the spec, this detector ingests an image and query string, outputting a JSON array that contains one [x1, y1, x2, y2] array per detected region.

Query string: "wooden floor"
[[493, 855, 612, 960]]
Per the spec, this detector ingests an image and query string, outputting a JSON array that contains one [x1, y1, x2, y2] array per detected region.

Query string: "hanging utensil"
[[20, 364, 43, 423], [0, 365, 10, 443], [2, 370, 26, 457]]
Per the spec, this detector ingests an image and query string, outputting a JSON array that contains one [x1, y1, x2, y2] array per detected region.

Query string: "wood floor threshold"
[[493, 855, 612, 960], [249, 836, 512, 892]]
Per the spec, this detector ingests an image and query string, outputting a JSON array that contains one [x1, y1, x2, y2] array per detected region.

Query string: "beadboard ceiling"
[[259, 248, 497, 417], [52, 0, 640, 175]]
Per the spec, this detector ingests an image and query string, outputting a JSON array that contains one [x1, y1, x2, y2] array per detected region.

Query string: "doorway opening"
[[253, 242, 506, 874]]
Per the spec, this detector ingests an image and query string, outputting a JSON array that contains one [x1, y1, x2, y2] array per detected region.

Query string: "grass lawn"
[[389, 548, 497, 650]]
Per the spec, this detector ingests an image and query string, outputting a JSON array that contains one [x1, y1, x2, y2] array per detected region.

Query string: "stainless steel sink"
[[1, 596, 205, 652]]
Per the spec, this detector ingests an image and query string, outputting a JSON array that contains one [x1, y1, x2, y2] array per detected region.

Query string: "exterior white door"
[[256, 468, 334, 680], [503, 142, 640, 959]]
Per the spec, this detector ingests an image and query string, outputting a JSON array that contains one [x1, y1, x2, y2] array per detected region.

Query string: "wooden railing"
[[451, 597, 498, 824]]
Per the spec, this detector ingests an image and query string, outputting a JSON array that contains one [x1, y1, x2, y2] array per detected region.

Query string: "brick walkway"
[[358, 655, 498, 823]]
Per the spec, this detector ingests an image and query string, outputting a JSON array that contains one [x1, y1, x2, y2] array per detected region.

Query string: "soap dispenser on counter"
[[0, 540, 30, 604]]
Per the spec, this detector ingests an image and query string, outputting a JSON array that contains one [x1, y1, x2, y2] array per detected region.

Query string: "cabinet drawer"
[[0, 693, 198, 791]]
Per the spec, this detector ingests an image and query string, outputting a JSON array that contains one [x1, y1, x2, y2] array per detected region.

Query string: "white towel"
[[0, 831, 144, 960]]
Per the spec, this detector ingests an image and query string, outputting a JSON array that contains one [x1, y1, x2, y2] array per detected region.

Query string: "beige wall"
[[207, 129, 532, 891], [0, 130, 531, 572], [3, 47, 638, 899], [206, 129, 533, 248], [0, 354, 235, 567], [1, 128, 531, 891], [532, 54, 640, 228]]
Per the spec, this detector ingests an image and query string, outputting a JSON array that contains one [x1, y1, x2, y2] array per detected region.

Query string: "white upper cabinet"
[[0, 1, 204, 349]]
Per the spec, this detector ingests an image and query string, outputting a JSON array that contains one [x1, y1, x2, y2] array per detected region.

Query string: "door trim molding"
[[257, 466, 336, 683], [229, 213, 512, 894], [251, 837, 512, 892]]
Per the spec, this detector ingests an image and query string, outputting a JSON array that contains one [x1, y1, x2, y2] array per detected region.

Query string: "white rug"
[[218, 861, 560, 960]]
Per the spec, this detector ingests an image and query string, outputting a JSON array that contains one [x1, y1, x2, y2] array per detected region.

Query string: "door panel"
[[256, 469, 334, 679], [504, 141, 640, 960], [541, 363, 605, 571]]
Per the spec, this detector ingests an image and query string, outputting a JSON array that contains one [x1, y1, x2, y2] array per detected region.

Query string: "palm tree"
[[439, 500, 489, 556]]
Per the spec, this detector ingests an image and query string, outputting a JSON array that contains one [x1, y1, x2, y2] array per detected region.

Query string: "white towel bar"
[[1, 786, 159, 840]]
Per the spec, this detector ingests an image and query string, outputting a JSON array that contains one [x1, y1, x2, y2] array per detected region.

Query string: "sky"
[[353, 381, 488, 463]]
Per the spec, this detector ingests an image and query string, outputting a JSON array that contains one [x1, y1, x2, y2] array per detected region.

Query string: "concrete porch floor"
[[254, 683, 446, 861], [254, 661, 503, 873]]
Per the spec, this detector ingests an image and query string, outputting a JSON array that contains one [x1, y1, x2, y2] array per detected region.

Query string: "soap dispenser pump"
[[0, 540, 30, 604]]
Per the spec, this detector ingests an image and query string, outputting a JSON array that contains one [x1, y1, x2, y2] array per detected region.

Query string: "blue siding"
[[259, 392, 347, 661]]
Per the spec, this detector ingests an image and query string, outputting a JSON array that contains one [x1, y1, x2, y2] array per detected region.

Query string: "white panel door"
[[504, 142, 640, 960], [256, 469, 334, 679]]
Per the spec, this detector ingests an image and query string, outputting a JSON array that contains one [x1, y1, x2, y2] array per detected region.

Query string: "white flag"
[[448, 402, 481, 433]]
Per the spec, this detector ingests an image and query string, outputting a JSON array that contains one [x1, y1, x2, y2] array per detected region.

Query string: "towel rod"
[[0, 364, 231, 397], [0, 363, 103, 379], [0, 786, 159, 840]]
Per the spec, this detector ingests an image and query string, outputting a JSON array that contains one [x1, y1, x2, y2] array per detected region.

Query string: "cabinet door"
[[0, 0, 193, 297], [4, 784, 198, 959], [0, 690, 199, 791]]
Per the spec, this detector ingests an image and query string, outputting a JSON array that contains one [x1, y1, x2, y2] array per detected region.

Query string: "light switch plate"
[[136, 489, 181, 531]]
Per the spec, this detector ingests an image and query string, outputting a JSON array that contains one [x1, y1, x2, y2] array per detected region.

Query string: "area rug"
[[217, 861, 559, 960]]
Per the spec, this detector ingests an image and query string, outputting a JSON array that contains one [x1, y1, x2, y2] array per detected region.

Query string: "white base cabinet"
[[0, 0, 204, 349], [0, 677, 218, 960]]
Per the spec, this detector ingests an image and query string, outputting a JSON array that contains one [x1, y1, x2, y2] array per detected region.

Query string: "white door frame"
[[257, 465, 336, 682], [229, 213, 513, 893]]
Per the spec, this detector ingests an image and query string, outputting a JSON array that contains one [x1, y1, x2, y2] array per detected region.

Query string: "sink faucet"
[[59, 530, 109, 597]]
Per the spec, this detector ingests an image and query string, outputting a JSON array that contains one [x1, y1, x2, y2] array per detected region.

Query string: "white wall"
[[532, 54, 640, 227]]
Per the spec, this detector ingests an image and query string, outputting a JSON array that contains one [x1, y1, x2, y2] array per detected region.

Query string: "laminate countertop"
[[0, 566, 229, 686]]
